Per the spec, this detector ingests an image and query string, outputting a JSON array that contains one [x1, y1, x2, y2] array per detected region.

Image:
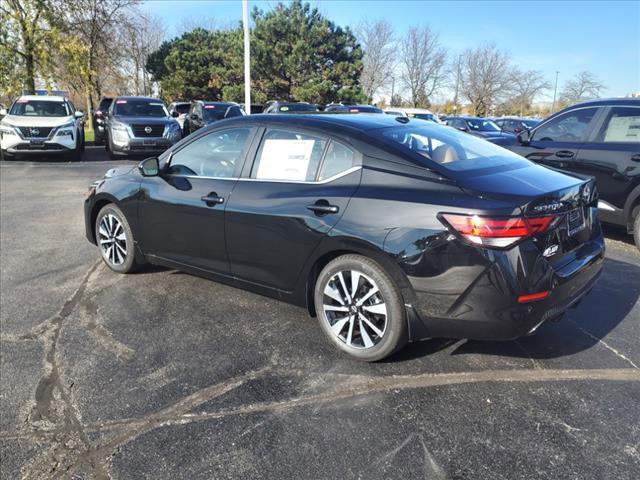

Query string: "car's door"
[[570, 105, 640, 223], [510, 107, 601, 169], [138, 127, 255, 273], [225, 127, 362, 292]]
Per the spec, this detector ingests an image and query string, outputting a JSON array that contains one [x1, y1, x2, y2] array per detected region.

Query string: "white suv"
[[0, 95, 85, 161]]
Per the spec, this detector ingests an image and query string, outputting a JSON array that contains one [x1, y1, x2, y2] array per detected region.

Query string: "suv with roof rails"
[[504, 98, 640, 250], [0, 95, 85, 161]]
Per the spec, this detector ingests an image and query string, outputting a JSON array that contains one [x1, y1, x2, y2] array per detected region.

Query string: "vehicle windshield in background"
[[113, 100, 168, 117], [278, 104, 318, 112], [203, 106, 229, 121], [351, 106, 383, 113], [381, 125, 530, 173], [522, 119, 540, 129], [174, 104, 190, 114], [466, 119, 501, 132], [9, 100, 70, 117], [412, 113, 437, 122]]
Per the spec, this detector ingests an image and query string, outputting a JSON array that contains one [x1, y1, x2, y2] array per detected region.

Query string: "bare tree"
[[459, 44, 514, 116], [560, 71, 606, 103], [123, 10, 165, 95], [510, 69, 551, 115], [400, 26, 448, 107], [357, 19, 396, 101]]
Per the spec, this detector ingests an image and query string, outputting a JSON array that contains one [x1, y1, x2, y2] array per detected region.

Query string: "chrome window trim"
[[165, 165, 362, 184]]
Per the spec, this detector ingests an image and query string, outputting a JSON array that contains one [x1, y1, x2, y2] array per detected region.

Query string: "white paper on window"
[[256, 139, 315, 181], [604, 116, 640, 142]]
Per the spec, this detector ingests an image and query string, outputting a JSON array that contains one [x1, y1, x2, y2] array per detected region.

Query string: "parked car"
[[104, 96, 181, 159], [504, 98, 640, 249], [263, 101, 319, 114], [0, 95, 85, 161], [0, 103, 7, 120], [168, 101, 191, 131], [384, 107, 444, 124], [183, 101, 245, 135], [92, 97, 113, 145], [325, 103, 383, 113], [85, 114, 604, 361], [494, 117, 541, 134], [445, 116, 516, 145]]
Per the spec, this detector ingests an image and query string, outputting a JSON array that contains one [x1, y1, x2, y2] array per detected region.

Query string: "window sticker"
[[116, 100, 127, 104], [256, 139, 315, 181], [604, 116, 640, 142], [150, 102, 164, 106], [16, 99, 28, 103], [280, 106, 289, 111]]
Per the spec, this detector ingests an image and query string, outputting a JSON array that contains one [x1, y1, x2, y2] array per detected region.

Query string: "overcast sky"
[[144, 0, 640, 101]]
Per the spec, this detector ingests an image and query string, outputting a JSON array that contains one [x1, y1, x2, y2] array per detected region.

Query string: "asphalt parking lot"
[[1, 146, 639, 479]]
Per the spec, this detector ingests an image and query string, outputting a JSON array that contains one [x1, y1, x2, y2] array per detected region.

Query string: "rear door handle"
[[201, 192, 224, 205], [306, 201, 339, 215], [555, 150, 575, 159], [631, 154, 640, 162]]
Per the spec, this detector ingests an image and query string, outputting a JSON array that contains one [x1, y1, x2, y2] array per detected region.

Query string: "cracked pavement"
[[1, 149, 639, 479]]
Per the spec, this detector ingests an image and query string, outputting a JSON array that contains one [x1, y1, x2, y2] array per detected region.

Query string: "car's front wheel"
[[633, 206, 640, 253], [95, 204, 140, 273], [314, 254, 408, 361]]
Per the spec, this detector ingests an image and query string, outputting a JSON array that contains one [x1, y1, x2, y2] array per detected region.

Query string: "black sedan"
[[85, 114, 604, 361], [494, 117, 541, 134], [446, 116, 516, 145]]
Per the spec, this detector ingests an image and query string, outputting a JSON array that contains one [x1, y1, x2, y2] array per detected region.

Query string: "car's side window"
[[167, 128, 251, 178], [225, 106, 243, 118], [317, 141, 357, 181], [252, 129, 328, 182], [595, 107, 640, 143], [533, 108, 598, 142]]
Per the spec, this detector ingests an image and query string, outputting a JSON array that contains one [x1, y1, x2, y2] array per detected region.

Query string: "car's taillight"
[[95, 110, 103, 117], [439, 213, 556, 248]]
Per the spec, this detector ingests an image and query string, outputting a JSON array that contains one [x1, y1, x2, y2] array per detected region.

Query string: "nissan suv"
[[505, 98, 640, 250], [0, 95, 85, 161], [104, 96, 181, 159]]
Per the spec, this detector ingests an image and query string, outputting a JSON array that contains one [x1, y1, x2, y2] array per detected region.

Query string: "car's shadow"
[[391, 256, 640, 363]]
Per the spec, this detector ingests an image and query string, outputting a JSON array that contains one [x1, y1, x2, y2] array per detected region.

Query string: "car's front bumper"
[[1, 132, 76, 155], [110, 136, 174, 156]]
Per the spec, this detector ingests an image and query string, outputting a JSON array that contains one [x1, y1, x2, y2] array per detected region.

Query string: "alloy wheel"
[[321, 270, 387, 349], [98, 213, 127, 265]]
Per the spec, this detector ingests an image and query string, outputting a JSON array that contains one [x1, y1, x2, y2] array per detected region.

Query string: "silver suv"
[[105, 96, 181, 159]]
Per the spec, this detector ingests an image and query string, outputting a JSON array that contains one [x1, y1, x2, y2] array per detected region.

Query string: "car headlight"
[[0, 124, 18, 136], [110, 122, 130, 144], [164, 122, 182, 141], [55, 121, 76, 137]]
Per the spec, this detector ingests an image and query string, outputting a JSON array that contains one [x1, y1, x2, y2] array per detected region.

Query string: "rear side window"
[[318, 141, 356, 181], [596, 107, 640, 143], [252, 129, 327, 182], [533, 107, 598, 142], [380, 124, 529, 173]]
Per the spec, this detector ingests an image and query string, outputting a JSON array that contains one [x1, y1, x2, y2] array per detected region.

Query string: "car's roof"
[[449, 116, 487, 120], [114, 96, 164, 102], [222, 113, 423, 131], [18, 95, 67, 102], [568, 97, 640, 108]]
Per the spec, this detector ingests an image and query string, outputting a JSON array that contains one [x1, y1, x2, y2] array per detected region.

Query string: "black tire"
[[1, 149, 15, 161], [106, 133, 118, 160], [67, 135, 83, 161], [313, 254, 408, 362], [95, 204, 141, 273], [632, 207, 640, 253]]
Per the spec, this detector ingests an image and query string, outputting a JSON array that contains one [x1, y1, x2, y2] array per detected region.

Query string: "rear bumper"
[[406, 231, 605, 342]]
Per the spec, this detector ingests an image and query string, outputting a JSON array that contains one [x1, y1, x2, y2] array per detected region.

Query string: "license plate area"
[[30, 140, 45, 147], [142, 139, 156, 146], [567, 207, 585, 236]]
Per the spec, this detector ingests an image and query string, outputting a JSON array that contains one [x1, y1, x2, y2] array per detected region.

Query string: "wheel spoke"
[[324, 284, 345, 305], [362, 303, 387, 316], [346, 316, 355, 345], [356, 285, 379, 306], [337, 272, 352, 303], [350, 271, 360, 298], [115, 232, 126, 241], [106, 245, 113, 263], [359, 318, 374, 348], [99, 223, 109, 238], [114, 245, 124, 264], [114, 242, 126, 256], [330, 316, 350, 335], [99, 238, 111, 245], [359, 312, 384, 337], [324, 305, 349, 312]]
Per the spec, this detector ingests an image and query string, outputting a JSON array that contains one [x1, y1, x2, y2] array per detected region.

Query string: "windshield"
[[278, 104, 318, 112], [380, 124, 530, 173], [412, 113, 437, 122], [522, 119, 540, 129], [466, 119, 500, 132], [9, 100, 70, 117], [113, 99, 168, 117], [203, 106, 228, 121], [173, 104, 190, 114]]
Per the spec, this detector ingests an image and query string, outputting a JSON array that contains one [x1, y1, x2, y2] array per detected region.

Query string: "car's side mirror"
[[190, 113, 198, 120], [74, 111, 84, 119], [517, 129, 531, 145], [171, 111, 180, 118], [138, 157, 159, 177], [457, 126, 467, 132]]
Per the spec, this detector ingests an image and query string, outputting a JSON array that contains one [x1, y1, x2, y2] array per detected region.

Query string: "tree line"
[[1, 0, 608, 117]]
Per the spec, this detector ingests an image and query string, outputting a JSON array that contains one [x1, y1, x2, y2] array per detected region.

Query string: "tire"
[[95, 204, 141, 273], [632, 207, 640, 253], [67, 135, 83, 161], [0, 149, 15, 161], [314, 254, 408, 361], [106, 134, 118, 160]]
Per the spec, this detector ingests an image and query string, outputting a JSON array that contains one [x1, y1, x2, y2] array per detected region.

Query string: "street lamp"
[[551, 71, 559, 114], [242, 0, 251, 114]]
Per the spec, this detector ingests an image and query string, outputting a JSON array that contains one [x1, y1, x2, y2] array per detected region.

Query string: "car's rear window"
[[174, 103, 190, 114], [380, 124, 529, 173]]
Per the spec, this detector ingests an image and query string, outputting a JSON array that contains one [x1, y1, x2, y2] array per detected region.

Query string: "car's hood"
[[1, 114, 74, 127], [112, 115, 174, 125], [104, 166, 135, 178]]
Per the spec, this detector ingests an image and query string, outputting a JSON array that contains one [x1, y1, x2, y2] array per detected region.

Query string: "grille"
[[131, 124, 164, 137], [18, 126, 53, 138]]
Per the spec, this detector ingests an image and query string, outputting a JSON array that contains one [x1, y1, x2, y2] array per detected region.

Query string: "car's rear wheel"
[[632, 206, 640, 252], [314, 254, 407, 361], [95, 204, 140, 273], [0, 149, 15, 161]]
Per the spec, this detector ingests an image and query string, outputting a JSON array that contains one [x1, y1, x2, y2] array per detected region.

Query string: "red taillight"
[[518, 291, 550, 303], [95, 110, 103, 117], [440, 214, 556, 248]]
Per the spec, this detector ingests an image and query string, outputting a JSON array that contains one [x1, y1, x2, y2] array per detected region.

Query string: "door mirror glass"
[[139, 157, 159, 176], [517, 129, 530, 145], [74, 111, 84, 119]]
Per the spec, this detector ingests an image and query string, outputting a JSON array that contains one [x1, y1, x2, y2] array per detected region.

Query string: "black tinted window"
[[168, 128, 251, 177], [113, 99, 168, 117], [596, 107, 640, 143], [533, 108, 598, 142], [225, 106, 244, 118], [318, 141, 356, 181]]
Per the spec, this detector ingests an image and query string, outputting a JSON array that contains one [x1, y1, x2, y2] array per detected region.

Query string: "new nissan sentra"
[[84, 114, 604, 361]]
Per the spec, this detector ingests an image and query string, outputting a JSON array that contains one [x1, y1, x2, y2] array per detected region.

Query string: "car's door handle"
[[555, 150, 575, 159], [631, 154, 640, 162], [201, 193, 224, 205], [306, 201, 339, 215]]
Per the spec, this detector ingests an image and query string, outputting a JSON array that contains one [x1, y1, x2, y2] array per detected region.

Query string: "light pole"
[[453, 54, 462, 114], [242, 0, 251, 114], [551, 71, 559, 114]]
